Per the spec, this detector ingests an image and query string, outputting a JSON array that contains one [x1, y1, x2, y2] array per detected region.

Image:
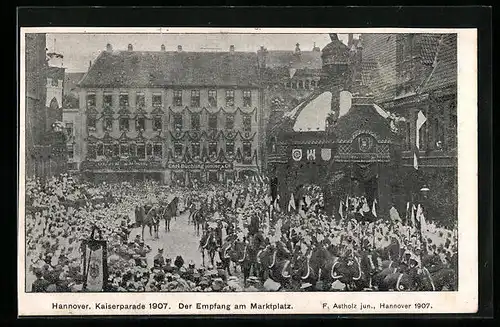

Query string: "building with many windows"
[[76, 43, 263, 185], [360, 33, 457, 225]]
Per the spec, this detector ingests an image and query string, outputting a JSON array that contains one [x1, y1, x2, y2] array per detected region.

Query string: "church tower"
[[320, 33, 351, 87]]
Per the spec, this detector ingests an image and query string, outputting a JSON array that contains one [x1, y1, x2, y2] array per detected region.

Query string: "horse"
[[256, 245, 293, 288], [417, 266, 457, 291], [137, 205, 159, 241], [191, 209, 205, 236], [229, 239, 253, 286], [199, 229, 218, 267], [290, 249, 319, 289], [309, 245, 345, 291], [218, 234, 237, 275], [160, 197, 179, 232]]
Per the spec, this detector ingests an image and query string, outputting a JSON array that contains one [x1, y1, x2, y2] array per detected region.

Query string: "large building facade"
[[25, 34, 67, 179], [76, 44, 263, 185], [360, 33, 457, 226]]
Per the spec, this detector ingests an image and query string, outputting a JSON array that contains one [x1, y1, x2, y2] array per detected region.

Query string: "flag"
[[338, 200, 344, 219], [362, 198, 370, 213], [345, 195, 349, 211], [419, 210, 427, 236], [288, 193, 296, 212], [305, 195, 311, 207], [389, 206, 401, 222], [244, 193, 250, 209], [405, 202, 410, 224], [416, 110, 427, 149], [273, 195, 281, 212], [410, 204, 416, 228], [372, 199, 377, 218], [413, 151, 419, 170], [264, 194, 272, 206]]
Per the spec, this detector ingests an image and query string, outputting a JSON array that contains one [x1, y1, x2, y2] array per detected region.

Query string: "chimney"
[[89, 60, 92, 71], [177, 45, 183, 52], [229, 45, 235, 53], [161, 44, 166, 51], [106, 43, 113, 52], [128, 44, 133, 51], [257, 45, 268, 68], [348, 34, 354, 47], [295, 43, 301, 54]]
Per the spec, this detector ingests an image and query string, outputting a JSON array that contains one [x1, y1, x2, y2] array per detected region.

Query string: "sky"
[[46, 33, 353, 72]]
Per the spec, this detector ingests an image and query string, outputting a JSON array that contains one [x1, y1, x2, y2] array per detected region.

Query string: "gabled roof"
[[420, 34, 457, 93], [265, 50, 322, 69], [78, 50, 260, 88]]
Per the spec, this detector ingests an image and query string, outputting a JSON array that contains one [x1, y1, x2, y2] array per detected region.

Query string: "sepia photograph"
[[18, 26, 478, 315]]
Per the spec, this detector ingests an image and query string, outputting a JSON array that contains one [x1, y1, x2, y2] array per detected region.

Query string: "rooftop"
[[78, 50, 260, 88]]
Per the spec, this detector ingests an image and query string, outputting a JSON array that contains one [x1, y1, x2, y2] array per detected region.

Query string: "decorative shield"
[[292, 149, 302, 161], [321, 148, 332, 161], [358, 135, 374, 152]]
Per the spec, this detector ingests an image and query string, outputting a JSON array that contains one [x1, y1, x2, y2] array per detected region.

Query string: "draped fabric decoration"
[[350, 162, 379, 208]]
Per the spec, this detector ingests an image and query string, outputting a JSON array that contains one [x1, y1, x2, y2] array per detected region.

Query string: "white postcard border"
[[18, 27, 478, 316]]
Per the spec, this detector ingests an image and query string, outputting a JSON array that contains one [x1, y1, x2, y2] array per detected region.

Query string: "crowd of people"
[[25, 173, 458, 293]]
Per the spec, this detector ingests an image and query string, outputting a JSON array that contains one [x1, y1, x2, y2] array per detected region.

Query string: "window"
[[137, 143, 146, 159], [226, 141, 234, 156], [113, 143, 119, 157], [120, 143, 129, 156], [146, 143, 153, 157], [152, 94, 162, 108], [87, 116, 96, 130], [431, 117, 445, 151], [404, 121, 412, 150], [226, 114, 234, 130], [119, 93, 129, 109], [418, 117, 428, 151], [65, 122, 74, 137], [208, 113, 218, 130], [153, 144, 163, 158], [87, 144, 96, 159], [97, 143, 104, 157], [191, 113, 200, 131], [190, 90, 200, 107], [305, 80, 310, 89], [119, 117, 130, 131], [174, 143, 183, 157], [103, 93, 113, 109], [225, 90, 234, 107], [208, 90, 217, 107], [86, 94, 96, 109], [136, 93, 145, 109], [173, 90, 183, 106], [67, 144, 74, 159], [136, 117, 145, 131], [286, 81, 291, 88], [243, 90, 252, 107], [129, 143, 137, 157], [104, 117, 113, 131], [191, 142, 200, 158], [209, 142, 217, 156], [173, 114, 183, 130], [243, 142, 252, 157], [153, 117, 162, 131], [448, 101, 457, 150], [298, 80, 304, 89], [242, 114, 252, 132], [103, 143, 113, 157]]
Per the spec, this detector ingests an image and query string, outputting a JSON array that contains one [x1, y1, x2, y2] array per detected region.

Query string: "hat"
[[158, 248, 164, 252]]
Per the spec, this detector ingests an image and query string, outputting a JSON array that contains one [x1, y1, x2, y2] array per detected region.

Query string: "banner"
[[81, 160, 162, 171], [82, 239, 108, 292], [167, 162, 233, 170]]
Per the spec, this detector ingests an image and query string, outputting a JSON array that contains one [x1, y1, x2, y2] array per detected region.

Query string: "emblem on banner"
[[321, 148, 332, 161], [358, 135, 374, 152], [292, 149, 302, 161], [89, 260, 100, 278]]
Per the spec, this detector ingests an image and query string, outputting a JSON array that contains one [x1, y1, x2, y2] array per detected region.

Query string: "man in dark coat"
[[248, 214, 259, 237], [32, 270, 50, 292]]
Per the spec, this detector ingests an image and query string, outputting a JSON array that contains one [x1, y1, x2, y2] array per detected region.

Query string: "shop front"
[[80, 160, 164, 184]]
